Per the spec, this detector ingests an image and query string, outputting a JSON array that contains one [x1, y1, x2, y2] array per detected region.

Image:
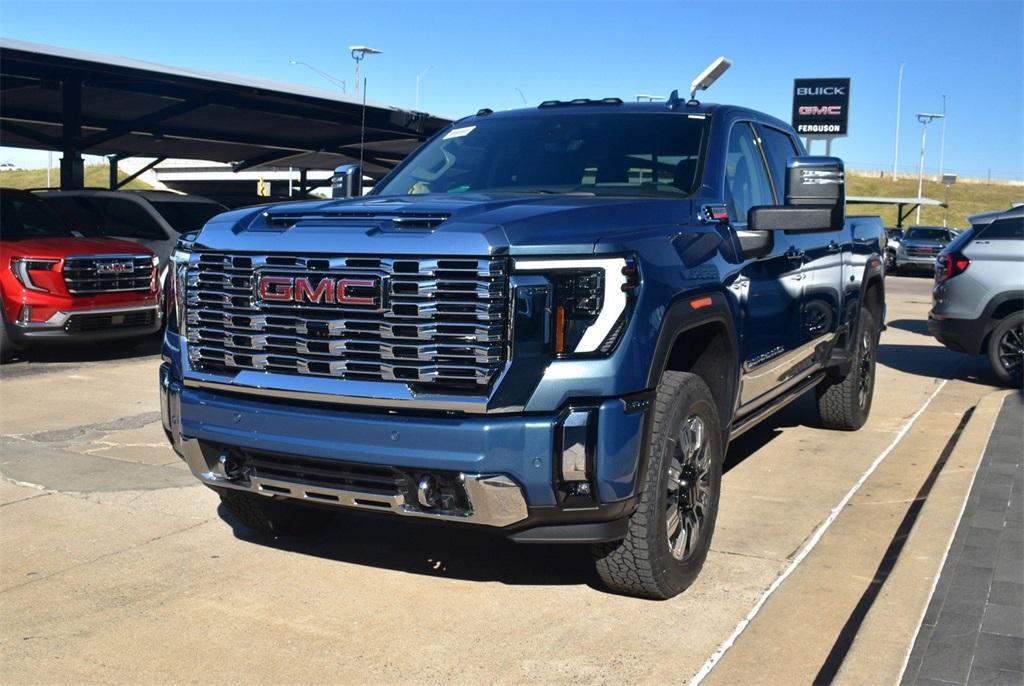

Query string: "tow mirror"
[[748, 156, 845, 233], [331, 164, 362, 198]]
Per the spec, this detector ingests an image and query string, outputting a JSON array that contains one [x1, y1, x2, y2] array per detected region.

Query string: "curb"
[[834, 389, 1012, 686]]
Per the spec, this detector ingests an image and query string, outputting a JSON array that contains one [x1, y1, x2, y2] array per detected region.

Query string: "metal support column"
[[299, 168, 308, 195], [59, 78, 85, 190], [108, 155, 118, 189]]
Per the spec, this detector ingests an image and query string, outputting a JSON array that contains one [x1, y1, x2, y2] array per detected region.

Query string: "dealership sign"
[[792, 78, 850, 137]]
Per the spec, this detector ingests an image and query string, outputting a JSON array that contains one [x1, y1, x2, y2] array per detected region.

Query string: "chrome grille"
[[63, 254, 154, 294], [186, 253, 509, 391], [906, 245, 941, 258]]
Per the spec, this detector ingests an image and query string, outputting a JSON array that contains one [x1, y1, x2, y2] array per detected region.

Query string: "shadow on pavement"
[[885, 318, 932, 336], [876, 341, 998, 387], [1, 334, 162, 372], [218, 503, 601, 588]]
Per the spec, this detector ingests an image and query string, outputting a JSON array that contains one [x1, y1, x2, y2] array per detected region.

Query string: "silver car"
[[928, 207, 1024, 385], [895, 225, 959, 274]]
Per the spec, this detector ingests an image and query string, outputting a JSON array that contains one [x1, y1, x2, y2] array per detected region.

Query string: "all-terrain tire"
[[219, 489, 335, 536], [592, 371, 723, 599], [986, 312, 1023, 387], [817, 307, 879, 431]]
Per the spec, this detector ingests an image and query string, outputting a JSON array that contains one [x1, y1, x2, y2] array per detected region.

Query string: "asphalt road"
[[0, 276, 1009, 684]]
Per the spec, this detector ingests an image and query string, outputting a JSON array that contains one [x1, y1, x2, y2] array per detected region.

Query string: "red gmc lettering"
[[258, 276, 293, 301], [798, 105, 842, 116], [294, 277, 334, 304], [335, 278, 377, 306]]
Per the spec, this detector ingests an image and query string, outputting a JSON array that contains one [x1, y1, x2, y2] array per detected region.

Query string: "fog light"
[[17, 305, 32, 325]]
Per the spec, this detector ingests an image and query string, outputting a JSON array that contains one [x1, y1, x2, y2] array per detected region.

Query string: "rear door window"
[[977, 216, 1024, 240]]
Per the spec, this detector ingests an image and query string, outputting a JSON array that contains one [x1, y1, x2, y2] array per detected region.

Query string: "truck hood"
[[0, 236, 156, 260], [196, 193, 694, 256]]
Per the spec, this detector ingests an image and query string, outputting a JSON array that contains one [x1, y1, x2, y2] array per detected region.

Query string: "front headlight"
[[10, 258, 59, 293], [165, 234, 197, 334], [514, 256, 639, 356]]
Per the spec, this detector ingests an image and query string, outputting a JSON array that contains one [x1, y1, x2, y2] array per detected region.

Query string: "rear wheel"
[[592, 372, 722, 599], [218, 489, 335, 536], [987, 313, 1023, 387], [817, 307, 879, 431]]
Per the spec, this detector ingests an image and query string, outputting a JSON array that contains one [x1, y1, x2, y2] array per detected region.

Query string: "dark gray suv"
[[928, 207, 1024, 385]]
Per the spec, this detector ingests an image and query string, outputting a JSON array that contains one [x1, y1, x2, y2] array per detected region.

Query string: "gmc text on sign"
[[792, 78, 850, 137]]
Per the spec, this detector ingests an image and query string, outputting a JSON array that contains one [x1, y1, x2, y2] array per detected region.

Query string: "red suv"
[[0, 188, 161, 362]]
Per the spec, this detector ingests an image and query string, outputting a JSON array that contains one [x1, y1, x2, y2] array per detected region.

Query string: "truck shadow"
[[885, 318, 932, 336], [1, 334, 162, 367], [219, 504, 602, 588]]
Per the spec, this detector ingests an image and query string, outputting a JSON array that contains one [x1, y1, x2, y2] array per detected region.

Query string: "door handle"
[[784, 247, 806, 262], [826, 241, 841, 254]]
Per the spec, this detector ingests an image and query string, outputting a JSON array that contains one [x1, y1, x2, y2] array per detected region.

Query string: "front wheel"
[[592, 372, 723, 599], [817, 307, 879, 430], [987, 312, 1023, 387]]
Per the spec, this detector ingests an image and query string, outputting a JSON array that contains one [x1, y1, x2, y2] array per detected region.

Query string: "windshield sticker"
[[443, 125, 476, 140]]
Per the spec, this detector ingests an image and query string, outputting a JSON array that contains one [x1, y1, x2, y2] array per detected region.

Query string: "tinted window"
[[945, 228, 974, 252], [977, 216, 1024, 240], [904, 228, 952, 241], [43, 196, 166, 240], [375, 113, 708, 198], [724, 123, 775, 222], [758, 125, 800, 201], [0, 195, 76, 239], [148, 200, 226, 233]]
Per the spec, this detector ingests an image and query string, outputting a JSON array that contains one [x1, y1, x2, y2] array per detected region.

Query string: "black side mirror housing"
[[735, 229, 773, 260], [748, 156, 845, 234]]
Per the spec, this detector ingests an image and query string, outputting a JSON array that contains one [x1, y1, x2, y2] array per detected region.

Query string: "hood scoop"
[[259, 209, 451, 232]]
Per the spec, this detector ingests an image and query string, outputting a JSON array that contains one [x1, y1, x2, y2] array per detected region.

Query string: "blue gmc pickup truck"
[[160, 97, 886, 599]]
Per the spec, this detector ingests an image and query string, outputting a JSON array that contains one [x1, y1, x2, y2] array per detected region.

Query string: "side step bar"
[[730, 371, 825, 439]]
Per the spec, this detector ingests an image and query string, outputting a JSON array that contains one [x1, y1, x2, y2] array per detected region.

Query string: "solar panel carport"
[[0, 38, 452, 190]]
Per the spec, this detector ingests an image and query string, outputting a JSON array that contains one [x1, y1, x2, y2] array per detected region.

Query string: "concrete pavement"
[[0, 276, 1013, 684]]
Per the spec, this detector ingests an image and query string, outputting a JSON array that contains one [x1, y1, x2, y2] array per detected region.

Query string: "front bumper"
[[8, 304, 162, 343], [895, 253, 939, 269], [160, 364, 645, 541]]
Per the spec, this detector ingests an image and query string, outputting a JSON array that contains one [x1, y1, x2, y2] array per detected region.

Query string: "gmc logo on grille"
[[96, 261, 134, 274], [256, 275, 381, 307]]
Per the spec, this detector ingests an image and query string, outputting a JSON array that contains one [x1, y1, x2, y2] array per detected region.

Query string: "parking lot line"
[[690, 379, 949, 686]]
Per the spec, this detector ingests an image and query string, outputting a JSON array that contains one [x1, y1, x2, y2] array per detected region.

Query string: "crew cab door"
[[757, 124, 843, 372], [725, 122, 808, 407]]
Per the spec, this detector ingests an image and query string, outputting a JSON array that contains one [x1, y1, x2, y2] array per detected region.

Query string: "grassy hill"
[[846, 172, 1021, 228], [0, 164, 152, 191], [1, 163, 1019, 229]]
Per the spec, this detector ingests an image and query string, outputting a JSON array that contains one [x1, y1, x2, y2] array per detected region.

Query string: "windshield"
[[42, 196, 166, 240], [904, 227, 951, 241], [149, 200, 226, 233], [1, 195, 78, 240], [375, 112, 708, 198]]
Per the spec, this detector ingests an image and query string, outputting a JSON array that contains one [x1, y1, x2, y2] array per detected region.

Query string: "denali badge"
[[256, 275, 380, 308]]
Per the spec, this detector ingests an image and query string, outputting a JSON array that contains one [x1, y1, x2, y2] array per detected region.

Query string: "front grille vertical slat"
[[187, 253, 509, 391], [63, 255, 153, 295]]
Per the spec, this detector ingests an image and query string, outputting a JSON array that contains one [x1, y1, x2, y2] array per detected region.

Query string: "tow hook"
[[417, 475, 440, 508]]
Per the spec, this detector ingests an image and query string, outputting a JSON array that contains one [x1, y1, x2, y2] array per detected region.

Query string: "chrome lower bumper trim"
[[176, 437, 528, 528], [13, 304, 160, 329]]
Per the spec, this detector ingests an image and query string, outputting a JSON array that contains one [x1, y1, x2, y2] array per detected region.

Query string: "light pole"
[[415, 66, 432, 110], [939, 94, 947, 177], [349, 45, 383, 98], [915, 112, 945, 223], [288, 60, 346, 92], [514, 88, 527, 106], [892, 63, 904, 180], [941, 173, 957, 227]]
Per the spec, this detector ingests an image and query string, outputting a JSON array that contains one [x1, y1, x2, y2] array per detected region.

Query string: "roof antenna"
[[686, 56, 732, 106]]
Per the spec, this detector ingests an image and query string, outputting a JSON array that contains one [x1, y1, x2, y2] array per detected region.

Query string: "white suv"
[[38, 190, 227, 281]]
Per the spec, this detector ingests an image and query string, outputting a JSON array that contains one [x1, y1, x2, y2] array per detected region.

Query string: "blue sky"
[[2, 0, 1022, 180]]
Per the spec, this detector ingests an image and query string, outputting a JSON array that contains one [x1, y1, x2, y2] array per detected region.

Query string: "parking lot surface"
[[0, 276, 1014, 684]]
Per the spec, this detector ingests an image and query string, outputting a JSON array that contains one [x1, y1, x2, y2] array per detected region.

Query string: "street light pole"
[[939, 94, 947, 177], [349, 45, 383, 98], [415, 66, 432, 110], [288, 60, 346, 92], [892, 63, 904, 180], [915, 112, 945, 223]]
